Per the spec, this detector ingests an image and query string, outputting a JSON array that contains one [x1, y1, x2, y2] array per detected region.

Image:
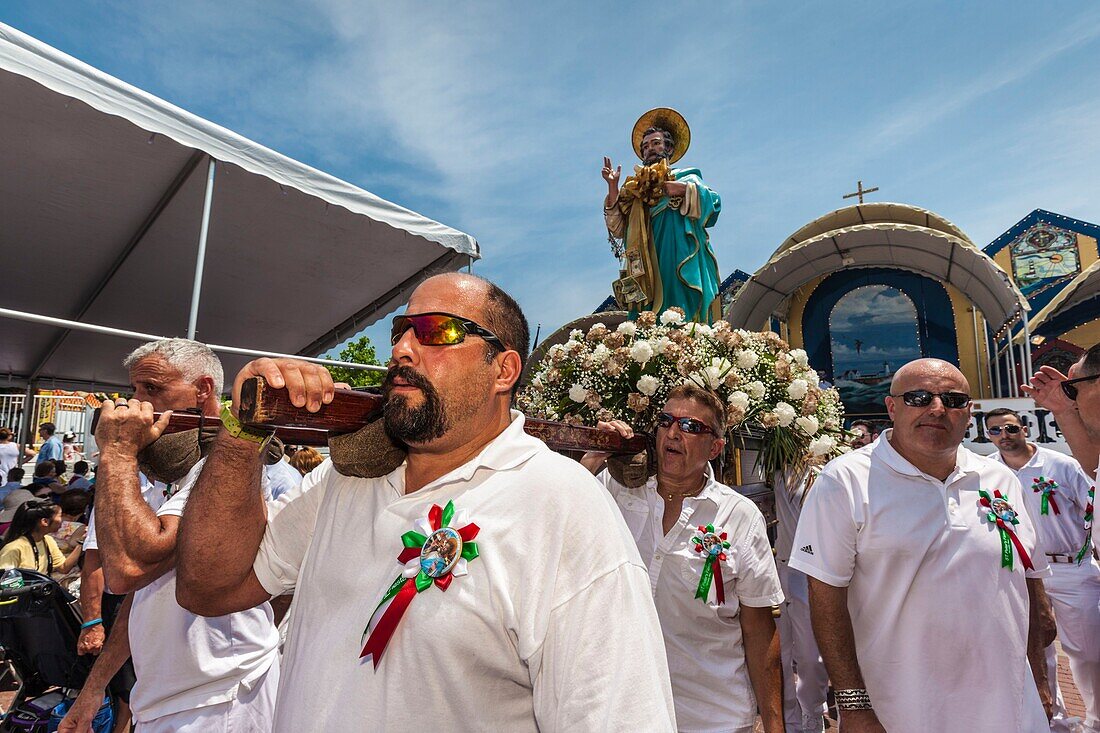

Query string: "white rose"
[[774, 401, 797, 427], [795, 415, 819, 436], [727, 390, 750, 411], [569, 329, 584, 340], [566, 340, 584, 354], [787, 379, 809, 401], [652, 336, 671, 355], [660, 310, 683, 325], [630, 340, 654, 363], [591, 344, 610, 364], [746, 381, 766, 400], [617, 321, 637, 336], [568, 384, 587, 403], [548, 344, 565, 357], [790, 349, 810, 367], [636, 375, 660, 396], [693, 323, 713, 339], [710, 357, 733, 374], [736, 349, 759, 369], [809, 434, 837, 457]]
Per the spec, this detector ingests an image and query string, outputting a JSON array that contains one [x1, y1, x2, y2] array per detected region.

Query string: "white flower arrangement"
[[519, 308, 849, 476]]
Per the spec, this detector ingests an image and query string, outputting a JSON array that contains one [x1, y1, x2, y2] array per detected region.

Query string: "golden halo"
[[632, 107, 690, 164]]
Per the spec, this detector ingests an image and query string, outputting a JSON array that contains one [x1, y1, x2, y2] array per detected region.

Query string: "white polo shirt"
[[597, 467, 783, 733], [989, 444, 1094, 557], [128, 458, 280, 723], [253, 412, 676, 732], [790, 431, 1050, 732]]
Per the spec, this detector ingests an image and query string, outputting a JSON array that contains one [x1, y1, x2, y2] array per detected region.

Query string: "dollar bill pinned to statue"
[[611, 159, 674, 310]]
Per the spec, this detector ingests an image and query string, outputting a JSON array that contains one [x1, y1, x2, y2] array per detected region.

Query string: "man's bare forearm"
[[740, 606, 784, 733], [82, 595, 133, 691], [177, 432, 266, 605], [1027, 578, 1055, 716], [1051, 408, 1099, 476], [808, 579, 865, 687], [79, 553, 104, 620], [96, 451, 174, 568]]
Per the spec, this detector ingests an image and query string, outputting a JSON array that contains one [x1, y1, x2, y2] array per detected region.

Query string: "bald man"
[[790, 359, 1052, 732]]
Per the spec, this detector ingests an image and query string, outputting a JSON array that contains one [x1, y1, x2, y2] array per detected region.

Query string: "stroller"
[[0, 569, 115, 732]]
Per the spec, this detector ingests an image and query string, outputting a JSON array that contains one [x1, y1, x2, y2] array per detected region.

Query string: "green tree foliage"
[[325, 336, 384, 387]]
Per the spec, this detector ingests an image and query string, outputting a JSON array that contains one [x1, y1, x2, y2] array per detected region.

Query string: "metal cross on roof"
[[843, 180, 879, 204]]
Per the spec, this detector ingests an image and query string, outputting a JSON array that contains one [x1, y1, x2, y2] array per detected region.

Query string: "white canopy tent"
[[0, 22, 479, 394], [725, 203, 1031, 396]]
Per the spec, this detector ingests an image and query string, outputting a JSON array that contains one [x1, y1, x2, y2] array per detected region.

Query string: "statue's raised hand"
[[602, 156, 621, 188]]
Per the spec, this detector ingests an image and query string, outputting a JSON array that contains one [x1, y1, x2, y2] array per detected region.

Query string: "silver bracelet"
[[835, 688, 873, 710]]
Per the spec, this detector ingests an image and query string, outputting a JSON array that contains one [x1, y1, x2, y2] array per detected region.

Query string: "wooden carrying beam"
[[92, 377, 650, 455]]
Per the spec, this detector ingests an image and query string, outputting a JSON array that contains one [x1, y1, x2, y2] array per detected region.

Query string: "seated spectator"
[[0, 488, 35, 535], [0, 428, 19, 481], [288, 447, 324, 476], [54, 491, 91, 550], [0, 467, 24, 501], [53, 459, 68, 484], [67, 461, 92, 491], [0, 498, 82, 576], [30, 462, 64, 497]]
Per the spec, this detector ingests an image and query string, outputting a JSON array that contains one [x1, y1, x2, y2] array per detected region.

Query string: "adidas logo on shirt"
[[800, 545, 814, 555]]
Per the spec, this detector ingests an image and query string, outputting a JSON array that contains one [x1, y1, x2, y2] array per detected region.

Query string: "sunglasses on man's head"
[[390, 312, 505, 350], [987, 424, 1023, 436], [655, 412, 717, 436], [1061, 373, 1100, 401], [890, 390, 972, 409]]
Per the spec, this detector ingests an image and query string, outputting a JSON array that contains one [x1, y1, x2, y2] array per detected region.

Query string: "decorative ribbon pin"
[[1077, 486, 1094, 565], [1032, 476, 1061, 516], [691, 524, 730, 605], [360, 501, 480, 668], [979, 490, 1034, 571]]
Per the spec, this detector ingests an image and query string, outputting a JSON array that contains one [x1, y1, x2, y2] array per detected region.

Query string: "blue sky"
[[6, 1, 1100, 363]]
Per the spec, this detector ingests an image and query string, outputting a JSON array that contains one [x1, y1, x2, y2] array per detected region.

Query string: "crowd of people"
[[0, 272, 1094, 732]]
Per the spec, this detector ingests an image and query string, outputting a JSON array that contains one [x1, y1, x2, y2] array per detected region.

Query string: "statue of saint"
[[603, 108, 722, 323]]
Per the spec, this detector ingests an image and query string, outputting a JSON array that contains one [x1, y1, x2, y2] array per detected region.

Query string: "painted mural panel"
[[830, 286, 922, 415], [1011, 223, 1080, 298]]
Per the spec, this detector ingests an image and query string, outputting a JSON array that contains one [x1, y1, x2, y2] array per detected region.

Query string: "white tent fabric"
[[1028, 259, 1100, 334], [725, 203, 1027, 337], [0, 23, 479, 390]]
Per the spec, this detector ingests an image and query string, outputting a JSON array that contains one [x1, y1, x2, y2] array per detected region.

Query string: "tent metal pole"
[[971, 308, 985, 398], [992, 336, 1002, 398], [0, 307, 385, 372], [1006, 331, 1019, 397], [1021, 318, 1034, 383], [187, 158, 217, 339], [18, 383, 35, 453]]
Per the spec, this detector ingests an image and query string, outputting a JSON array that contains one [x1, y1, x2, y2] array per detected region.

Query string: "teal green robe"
[[630, 167, 722, 323]]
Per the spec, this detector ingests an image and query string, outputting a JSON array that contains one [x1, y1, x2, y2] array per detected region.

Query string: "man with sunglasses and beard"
[[175, 273, 676, 732], [581, 384, 785, 733], [791, 358, 1052, 733], [984, 407, 1099, 733], [1024, 343, 1100, 733]]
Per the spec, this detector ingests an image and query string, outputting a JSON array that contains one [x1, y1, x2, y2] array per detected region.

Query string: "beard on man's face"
[[382, 366, 449, 444], [643, 148, 670, 165]]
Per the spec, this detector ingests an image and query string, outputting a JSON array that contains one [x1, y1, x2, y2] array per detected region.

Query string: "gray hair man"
[[792, 358, 1054, 732], [61, 339, 279, 733]]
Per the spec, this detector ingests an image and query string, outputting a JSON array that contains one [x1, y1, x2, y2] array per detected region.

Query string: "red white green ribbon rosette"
[[1031, 476, 1061, 516], [979, 490, 1034, 571], [1077, 486, 1094, 565], [691, 524, 730, 604], [360, 501, 480, 667]]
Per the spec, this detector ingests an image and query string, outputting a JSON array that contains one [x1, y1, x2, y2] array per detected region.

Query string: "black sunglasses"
[[655, 412, 717, 436], [391, 312, 505, 351], [987, 424, 1023, 436], [1061, 373, 1100, 401], [890, 390, 972, 409]]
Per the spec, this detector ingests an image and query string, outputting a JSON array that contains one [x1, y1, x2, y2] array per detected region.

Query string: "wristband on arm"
[[80, 618, 103, 630]]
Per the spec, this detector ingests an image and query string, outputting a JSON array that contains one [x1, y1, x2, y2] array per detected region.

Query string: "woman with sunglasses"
[[582, 384, 784, 733], [0, 498, 82, 576]]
